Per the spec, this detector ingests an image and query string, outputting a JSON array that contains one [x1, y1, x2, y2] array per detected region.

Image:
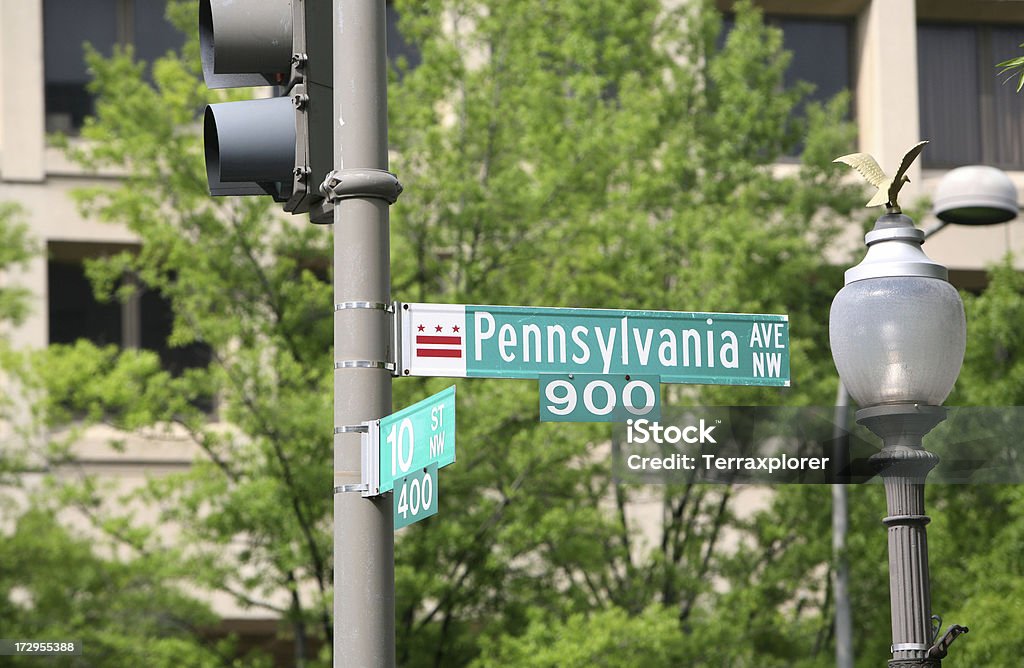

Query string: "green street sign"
[[393, 464, 438, 530], [539, 374, 661, 422], [372, 385, 456, 494], [399, 303, 789, 386]]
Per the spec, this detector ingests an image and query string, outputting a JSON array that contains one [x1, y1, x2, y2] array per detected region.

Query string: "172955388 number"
[[0, 640, 82, 656]]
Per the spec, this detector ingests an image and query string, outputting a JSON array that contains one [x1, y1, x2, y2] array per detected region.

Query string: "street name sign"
[[393, 464, 438, 530], [366, 385, 456, 495], [539, 374, 661, 422], [398, 303, 789, 387]]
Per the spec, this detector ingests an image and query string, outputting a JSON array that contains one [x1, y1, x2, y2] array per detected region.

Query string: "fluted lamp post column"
[[830, 143, 971, 667]]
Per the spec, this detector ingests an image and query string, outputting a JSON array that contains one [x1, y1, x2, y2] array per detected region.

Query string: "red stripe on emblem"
[[417, 335, 462, 345], [416, 349, 463, 358]]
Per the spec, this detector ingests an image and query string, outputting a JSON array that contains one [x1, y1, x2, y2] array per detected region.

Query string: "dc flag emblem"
[[416, 324, 463, 358], [403, 303, 468, 377]]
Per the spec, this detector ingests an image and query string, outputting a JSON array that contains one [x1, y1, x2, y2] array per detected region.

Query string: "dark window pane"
[[48, 259, 121, 347], [918, 25, 981, 166], [778, 18, 850, 107], [44, 0, 183, 132], [43, 0, 118, 133], [133, 0, 185, 65], [989, 27, 1024, 168], [43, 0, 118, 83], [42, 83, 96, 134], [139, 288, 212, 377]]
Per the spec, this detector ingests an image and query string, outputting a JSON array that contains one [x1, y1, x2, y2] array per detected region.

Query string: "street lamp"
[[830, 211, 967, 668], [932, 165, 1019, 227], [829, 162, 1018, 668]]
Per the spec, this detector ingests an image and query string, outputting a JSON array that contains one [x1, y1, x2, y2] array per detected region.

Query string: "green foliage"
[[389, 0, 860, 665], [921, 260, 1024, 665], [943, 486, 1024, 667], [955, 259, 1024, 404], [0, 201, 37, 471], [471, 605, 693, 667], [997, 43, 1024, 93], [0, 508, 249, 668], [0, 203, 36, 328], [20, 1, 332, 664]]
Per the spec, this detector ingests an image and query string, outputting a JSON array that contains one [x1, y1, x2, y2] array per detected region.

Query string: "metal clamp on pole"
[[319, 168, 403, 204], [335, 360, 396, 372], [891, 644, 930, 653], [334, 483, 369, 494], [334, 301, 394, 313], [335, 425, 369, 434]]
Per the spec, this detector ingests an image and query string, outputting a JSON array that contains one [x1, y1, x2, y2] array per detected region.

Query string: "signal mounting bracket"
[[319, 168, 404, 205]]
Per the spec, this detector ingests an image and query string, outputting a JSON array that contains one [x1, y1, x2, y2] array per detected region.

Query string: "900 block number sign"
[[539, 374, 661, 422]]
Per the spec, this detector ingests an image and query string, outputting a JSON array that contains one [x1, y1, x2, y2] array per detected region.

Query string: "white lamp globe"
[[829, 276, 965, 406], [828, 214, 967, 407]]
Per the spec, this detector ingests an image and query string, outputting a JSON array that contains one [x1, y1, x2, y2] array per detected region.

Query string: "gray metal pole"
[[858, 405, 946, 668], [832, 382, 854, 668], [331, 0, 395, 665]]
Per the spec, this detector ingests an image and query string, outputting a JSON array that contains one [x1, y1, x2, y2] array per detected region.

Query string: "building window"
[[720, 14, 853, 153], [43, 0, 184, 134], [775, 17, 852, 113], [918, 23, 1024, 169], [47, 242, 211, 378], [43, 1, 413, 133]]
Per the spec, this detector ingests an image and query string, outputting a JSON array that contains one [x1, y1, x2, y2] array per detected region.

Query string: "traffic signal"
[[199, 0, 333, 222]]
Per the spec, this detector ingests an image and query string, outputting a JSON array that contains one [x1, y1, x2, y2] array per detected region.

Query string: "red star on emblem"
[[452, 325, 460, 333], [417, 324, 425, 332], [435, 325, 443, 332]]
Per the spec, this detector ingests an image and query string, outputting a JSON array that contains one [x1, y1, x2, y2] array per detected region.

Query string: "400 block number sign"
[[394, 464, 438, 530]]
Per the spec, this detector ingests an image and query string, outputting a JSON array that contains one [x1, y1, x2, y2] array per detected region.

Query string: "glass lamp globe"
[[829, 214, 966, 407], [830, 276, 965, 406]]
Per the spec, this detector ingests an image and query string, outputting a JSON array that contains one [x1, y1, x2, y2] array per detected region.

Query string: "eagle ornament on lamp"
[[833, 140, 929, 214]]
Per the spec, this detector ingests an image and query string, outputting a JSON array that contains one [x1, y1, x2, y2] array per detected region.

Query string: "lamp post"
[[830, 209, 968, 667], [829, 164, 1018, 668]]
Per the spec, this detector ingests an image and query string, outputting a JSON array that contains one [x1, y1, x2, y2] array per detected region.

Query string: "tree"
[[0, 201, 35, 477], [0, 203, 33, 332], [1, 211, 242, 665], [24, 1, 334, 664], [388, 0, 864, 665], [0, 507, 251, 668], [924, 260, 1024, 665]]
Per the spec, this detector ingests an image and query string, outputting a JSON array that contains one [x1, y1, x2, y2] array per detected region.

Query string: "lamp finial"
[[833, 140, 929, 214]]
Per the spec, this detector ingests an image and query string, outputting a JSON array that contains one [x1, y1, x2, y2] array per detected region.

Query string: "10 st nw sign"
[[398, 303, 789, 387], [364, 386, 456, 495]]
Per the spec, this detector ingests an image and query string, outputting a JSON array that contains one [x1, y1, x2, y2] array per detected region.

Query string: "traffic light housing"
[[200, 0, 333, 222]]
